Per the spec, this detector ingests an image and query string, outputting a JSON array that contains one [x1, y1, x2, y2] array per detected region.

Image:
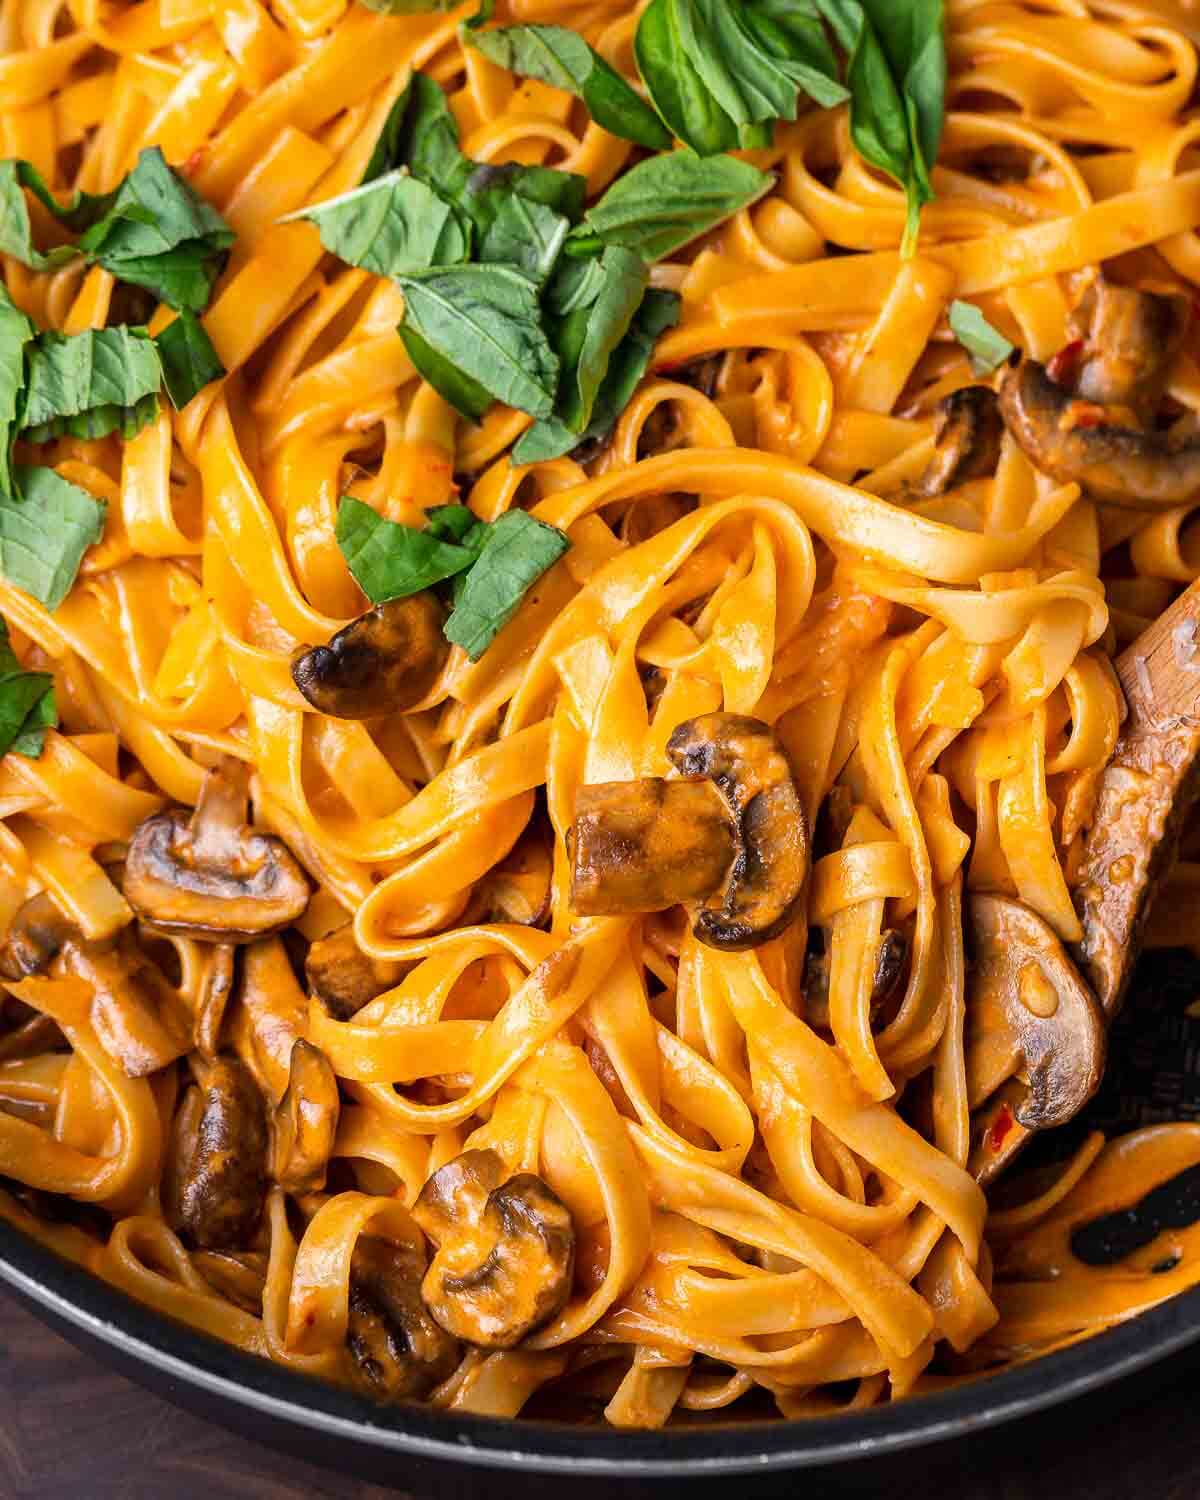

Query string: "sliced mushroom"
[[413, 1148, 575, 1349], [913, 386, 1003, 498], [803, 928, 907, 1030], [0, 892, 185, 1076], [166, 1056, 268, 1249], [305, 922, 404, 1021], [269, 1038, 339, 1193], [125, 759, 310, 942], [999, 279, 1198, 508], [347, 1233, 461, 1401], [466, 810, 553, 928], [231, 936, 310, 1105], [570, 713, 808, 952], [194, 942, 236, 1059], [965, 894, 1106, 1137], [291, 592, 448, 720]]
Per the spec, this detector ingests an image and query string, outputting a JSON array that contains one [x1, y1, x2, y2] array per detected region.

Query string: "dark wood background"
[[2, 1287, 1199, 1500]]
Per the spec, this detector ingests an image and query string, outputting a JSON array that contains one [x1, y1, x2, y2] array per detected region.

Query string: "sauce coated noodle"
[[0, 0, 1198, 1427]]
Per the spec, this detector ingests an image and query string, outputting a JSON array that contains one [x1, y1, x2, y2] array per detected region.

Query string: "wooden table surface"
[[3, 1285, 1200, 1500]]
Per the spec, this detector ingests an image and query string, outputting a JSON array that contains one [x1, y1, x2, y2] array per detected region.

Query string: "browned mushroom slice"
[[291, 592, 448, 720], [346, 1233, 461, 1400], [998, 279, 1198, 509], [270, 1038, 340, 1193], [166, 1056, 268, 1249], [570, 713, 808, 952], [56, 934, 187, 1077], [1070, 279, 1190, 414], [305, 922, 404, 1021], [194, 942, 236, 1059], [913, 386, 1003, 498], [468, 812, 554, 927], [0, 891, 76, 979], [965, 894, 1105, 1140], [125, 758, 309, 942], [232, 936, 310, 1105], [803, 928, 907, 1030], [0, 892, 185, 1076], [413, 1148, 575, 1349]]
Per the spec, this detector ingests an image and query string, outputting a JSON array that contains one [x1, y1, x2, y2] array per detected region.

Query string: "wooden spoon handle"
[[1069, 575, 1200, 1015]]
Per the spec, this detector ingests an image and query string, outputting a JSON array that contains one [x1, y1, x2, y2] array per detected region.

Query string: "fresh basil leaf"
[[0, 466, 105, 610], [478, 191, 569, 283], [284, 170, 470, 277], [444, 509, 569, 659], [948, 299, 1013, 375], [425, 503, 488, 553], [154, 310, 225, 409], [20, 327, 161, 442], [372, 72, 474, 204], [567, 150, 771, 261], [635, 0, 739, 155], [459, 161, 586, 239], [559, 245, 647, 435], [0, 286, 34, 499], [397, 264, 559, 419], [399, 322, 494, 421], [546, 254, 609, 316], [467, 24, 672, 150], [815, 0, 944, 255], [635, 0, 846, 155], [77, 148, 234, 311], [336, 494, 479, 603], [0, 160, 103, 270], [514, 286, 679, 462], [0, 619, 55, 759]]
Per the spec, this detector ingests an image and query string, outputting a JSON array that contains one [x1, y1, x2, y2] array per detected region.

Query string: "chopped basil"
[[566, 150, 772, 261], [336, 494, 481, 603], [399, 322, 494, 421], [153, 310, 225, 409], [0, 466, 105, 611], [814, 0, 945, 256], [358, 0, 460, 12], [948, 299, 1014, 375], [512, 246, 646, 463], [20, 326, 162, 443], [514, 287, 680, 463], [283, 170, 470, 278], [467, 23, 672, 150], [634, 0, 847, 155], [0, 148, 233, 311], [444, 509, 569, 659], [0, 287, 34, 500], [396, 264, 560, 419], [0, 619, 55, 759], [477, 192, 570, 284]]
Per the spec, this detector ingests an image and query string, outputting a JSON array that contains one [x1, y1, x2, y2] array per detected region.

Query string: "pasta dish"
[[2, 0, 1200, 1430]]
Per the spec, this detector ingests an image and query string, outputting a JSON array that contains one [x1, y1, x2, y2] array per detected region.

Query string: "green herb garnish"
[[466, 23, 672, 150], [20, 326, 162, 442], [0, 618, 55, 759], [153, 311, 226, 410], [0, 466, 105, 611], [443, 509, 569, 659], [948, 300, 1014, 375]]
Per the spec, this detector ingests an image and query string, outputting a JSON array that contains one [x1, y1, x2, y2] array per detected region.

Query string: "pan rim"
[[1, 1215, 1198, 1476]]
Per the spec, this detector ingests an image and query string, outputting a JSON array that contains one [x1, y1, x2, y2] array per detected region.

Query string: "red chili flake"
[[1046, 338, 1083, 388], [988, 1102, 1015, 1152], [183, 146, 207, 178]]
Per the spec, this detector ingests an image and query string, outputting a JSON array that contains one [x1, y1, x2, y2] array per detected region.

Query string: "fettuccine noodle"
[[0, 0, 1199, 1429]]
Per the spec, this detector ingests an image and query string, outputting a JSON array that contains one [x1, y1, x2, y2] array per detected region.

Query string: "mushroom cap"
[[966, 893, 1106, 1132], [1070, 279, 1190, 413], [305, 922, 404, 1021], [291, 593, 448, 720], [413, 1148, 575, 1349], [999, 354, 1200, 510], [270, 1038, 340, 1194], [915, 386, 1004, 498], [0, 891, 76, 979], [166, 1056, 268, 1249], [125, 785, 310, 944], [346, 1234, 461, 1401], [667, 713, 809, 951]]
